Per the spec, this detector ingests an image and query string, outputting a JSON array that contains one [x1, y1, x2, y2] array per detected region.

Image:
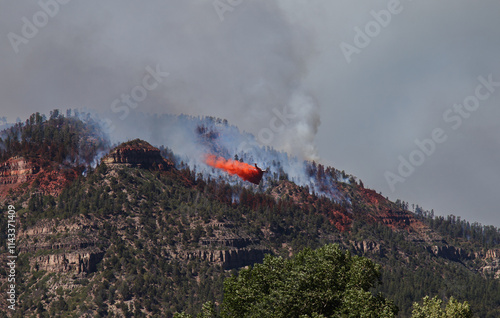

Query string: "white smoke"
[[279, 92, 321, 161]]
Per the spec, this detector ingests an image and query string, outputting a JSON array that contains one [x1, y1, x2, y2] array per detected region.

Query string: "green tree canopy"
[[411, 296, 473, 318], [221, 244, 397, 318]]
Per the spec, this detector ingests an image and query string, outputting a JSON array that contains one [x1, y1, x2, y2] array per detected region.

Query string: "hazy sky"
[[1, 0, 499, 227]]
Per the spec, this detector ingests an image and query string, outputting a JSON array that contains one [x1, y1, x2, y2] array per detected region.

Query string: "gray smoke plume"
[[0, 0, 321, 161], [1, 0, 327, 201]]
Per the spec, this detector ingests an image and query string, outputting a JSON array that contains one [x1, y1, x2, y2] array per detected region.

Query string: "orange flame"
[[204, 154, 264, 185]]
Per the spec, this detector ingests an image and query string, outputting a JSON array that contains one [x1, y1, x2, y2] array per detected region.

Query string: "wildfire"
[[204, 154, 266, 185]]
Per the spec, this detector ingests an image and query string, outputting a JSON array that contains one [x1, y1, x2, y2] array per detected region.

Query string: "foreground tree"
[[174, 302, 217, 318], [411, 296, 473, 318], [221, 244, 397, 318]]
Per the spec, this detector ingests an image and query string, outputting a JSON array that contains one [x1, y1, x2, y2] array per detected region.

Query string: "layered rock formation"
[[0, 156, 38, 197], [0, 156, 38, 184], [176, 247, 269, 269], [0, 155, 80, 198], [19, 218, 105, 275], [102, 139, 173, 170], [31, 249, 105, 274]]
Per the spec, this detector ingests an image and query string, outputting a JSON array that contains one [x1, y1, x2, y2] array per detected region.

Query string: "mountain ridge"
[[0, 111, 499, 317]]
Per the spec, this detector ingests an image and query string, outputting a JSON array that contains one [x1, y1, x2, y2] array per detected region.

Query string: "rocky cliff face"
[[427, 244, 473, 261], [0, 155, 81, 198], [102, 139, 173, 170], [482, 262, 500, 279], [191, 236, 268, 269], [0, 156, 38, 197], [19, 215, 269, 276], [31, 249, 105, 274], [20, 218, 105, 275], [421, 244, 500, 275], [0, 156, 38, 183], [177, 247, 269, 269], [481, 249, 500, 279], [350, 240, 384, 256]]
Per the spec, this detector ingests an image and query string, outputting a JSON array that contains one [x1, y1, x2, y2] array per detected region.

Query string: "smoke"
[[279, 92, 321, 161], [204, 154, 264, 185], [1, 0, 321, 161], [1, 0, 331, 195]]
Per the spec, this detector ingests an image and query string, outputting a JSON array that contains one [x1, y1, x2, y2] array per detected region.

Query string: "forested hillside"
[[0, 112, 499, 317]]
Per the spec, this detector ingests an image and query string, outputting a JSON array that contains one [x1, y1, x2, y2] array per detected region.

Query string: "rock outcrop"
[[424, 245, 500, 278], [0, 155, 81, 198], [200, 237, 260, 248], [102, 139, 173, 170], [20, 218, 105, 275], [481, 249, 500, 279], [0, 156, 38, 197], [177, 247, 270, 269], [0, 156, 38, 184], [350, 240, 384, 256], [427, 245, 473, 262], [19, 236, 100, 254], [31, 249, 104, 274]]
